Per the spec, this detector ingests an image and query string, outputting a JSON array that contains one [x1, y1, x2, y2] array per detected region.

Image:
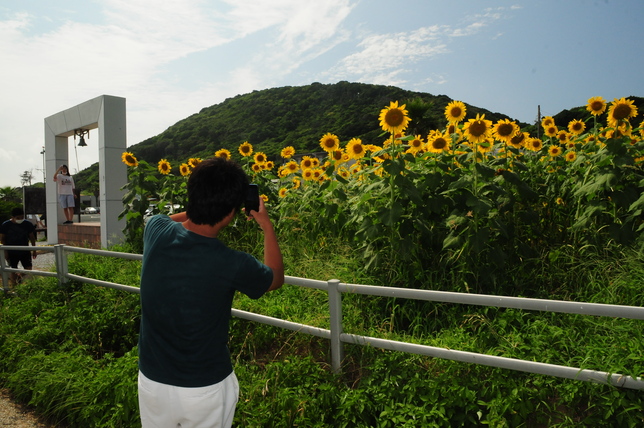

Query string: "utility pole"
[[40, 146, 45, 183], [536, 105, 541, 139]]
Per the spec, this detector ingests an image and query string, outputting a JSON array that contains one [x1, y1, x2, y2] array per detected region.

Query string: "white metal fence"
[[2, 244, 644, 390]]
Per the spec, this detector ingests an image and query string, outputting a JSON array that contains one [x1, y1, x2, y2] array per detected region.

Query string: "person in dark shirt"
[[0, 207, 37, 285], [138, 157, 284, 427]]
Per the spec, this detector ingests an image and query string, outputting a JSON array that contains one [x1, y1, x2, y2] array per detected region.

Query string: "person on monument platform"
[[53, 164, 75, 224]]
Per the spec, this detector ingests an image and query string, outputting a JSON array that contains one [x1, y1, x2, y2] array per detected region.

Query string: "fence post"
[[54, 244, 68, 285], [0, 247, 8, 294], [328, 279, 344, 374]]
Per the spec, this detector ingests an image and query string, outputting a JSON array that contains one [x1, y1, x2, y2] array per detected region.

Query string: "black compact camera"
[[244, 184, 260, 215]]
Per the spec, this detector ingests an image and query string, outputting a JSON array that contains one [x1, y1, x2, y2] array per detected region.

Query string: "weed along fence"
[[2, 244, 644, 391]]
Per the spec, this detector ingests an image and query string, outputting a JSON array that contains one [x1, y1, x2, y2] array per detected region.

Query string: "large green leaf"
[[377, 203, 404, 226]]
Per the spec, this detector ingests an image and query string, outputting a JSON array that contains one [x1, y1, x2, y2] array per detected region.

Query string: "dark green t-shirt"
[[138, 215, 273, 387]]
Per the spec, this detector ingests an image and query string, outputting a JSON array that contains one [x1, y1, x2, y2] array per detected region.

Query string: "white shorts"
[[138, 370, 239, 428], [58, 194, 75, 208]]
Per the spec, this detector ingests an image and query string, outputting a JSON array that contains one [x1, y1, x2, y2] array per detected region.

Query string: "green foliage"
[[2, 234, 644, 426], [0, 250, 141, 427]]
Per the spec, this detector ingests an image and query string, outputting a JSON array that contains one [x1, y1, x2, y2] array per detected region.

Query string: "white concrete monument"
[[44, 95, 127, 247]]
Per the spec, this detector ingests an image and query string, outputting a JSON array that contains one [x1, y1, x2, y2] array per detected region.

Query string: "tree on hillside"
[[404, 97, 434, 136]]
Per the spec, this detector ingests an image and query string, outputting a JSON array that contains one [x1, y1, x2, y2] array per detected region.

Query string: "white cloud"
[[324, 6, 512, 86], [220, 0, 356, 78], [326, 25, 449, 83]]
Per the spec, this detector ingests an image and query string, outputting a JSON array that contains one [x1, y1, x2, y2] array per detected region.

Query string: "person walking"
[[53, 164, 75, 224], [0, 207, 37, 286], [137, 157, 284, 428]]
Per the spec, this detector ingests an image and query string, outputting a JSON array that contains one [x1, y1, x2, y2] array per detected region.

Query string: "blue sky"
[[0, 0, 642, 187]]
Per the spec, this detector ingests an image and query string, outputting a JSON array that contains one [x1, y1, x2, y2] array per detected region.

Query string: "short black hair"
[[186, 157, 249, 225], [11, 207, 24, 217]]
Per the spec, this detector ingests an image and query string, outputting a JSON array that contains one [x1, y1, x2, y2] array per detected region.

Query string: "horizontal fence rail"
[[1, 244, 643, 390]]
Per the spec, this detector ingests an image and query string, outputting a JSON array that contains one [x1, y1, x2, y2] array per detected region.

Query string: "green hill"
[[74, 81, 524, 191], [128, 81, 525, 162], [74, 81, 642, 192]]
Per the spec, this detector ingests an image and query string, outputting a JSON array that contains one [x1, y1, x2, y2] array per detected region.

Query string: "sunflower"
[[364, 144, 379, 154], [463, 114, 492, 144], [444, 100, 467, 123], [238, 141, 253, 157], [179, 163, 191, 176], [251, 163, 263, 173], [281, 146, 295, 159], [278, 167, 288, 178], [525, 137, 543, 152], [121, 152, 138, 167], [548, 145, 563, 157], [292, 178, 301, 189], [319, 133, 340, 153], [300, 156, 314, 170], [606, 123, 632, 139], [555, 131, 571, 145], [446, 124, 464, 144], [565, 151, 577, 162], [312, 168, 323, 180], [261, 194, 269, 203], [493, 119, 519, 143], [188, 157, 202, 168], [608, 98, 638, 126], [567, 119, 586, 136], [476, 138, 495, 154], [586, 96, 607, 116], [285, 160, 299, 174], [556, 197, 565, 206], [278, 188, 288, 198], [406, 135, 425, 155], [509, 132, 528, 149], [253, 152, 268, 165], [215, 149, 231, 160], [310, 157, 320, 168], [158, 159, 171, 175], [302, 168, 314, 181], [330, 149, 344, 162], [638, 120, 644, 137], [544, 125, 559, 138], [584, 134, 598, 145], [346, 138, 366, 159], [426, 132, 451, 153], [264, 161, 275, 170], [337, 167, 350, 179], [379, 101, 410, 134], [541, 116, 555, 129]]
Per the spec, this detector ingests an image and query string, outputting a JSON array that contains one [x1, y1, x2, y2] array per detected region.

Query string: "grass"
[[1, 239, 643, 426]]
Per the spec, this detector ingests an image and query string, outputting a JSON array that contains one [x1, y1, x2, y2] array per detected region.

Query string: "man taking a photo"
[[137, 157, 284, 427]]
